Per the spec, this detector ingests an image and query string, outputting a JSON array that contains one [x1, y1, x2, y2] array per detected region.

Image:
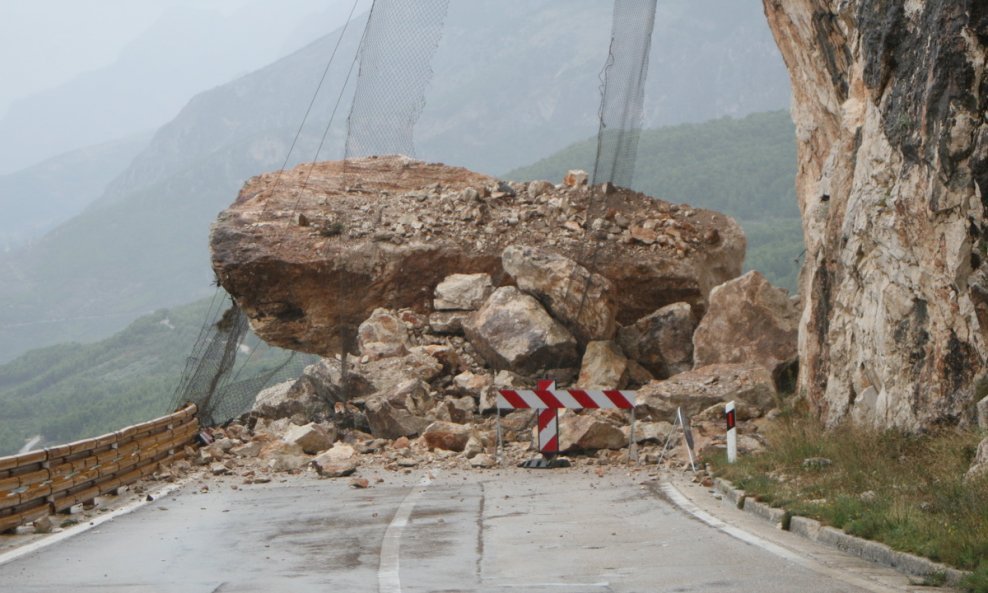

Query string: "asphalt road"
[[0, 466, 937, 592]]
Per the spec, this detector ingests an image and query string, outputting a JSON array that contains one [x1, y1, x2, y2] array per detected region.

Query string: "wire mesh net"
[[344, 0, 450, 159], [592, 0, 658, 188], [170, 294, 309, 426]]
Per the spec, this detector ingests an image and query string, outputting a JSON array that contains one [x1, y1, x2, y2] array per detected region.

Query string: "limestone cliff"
[[763, 1, 988, 428]]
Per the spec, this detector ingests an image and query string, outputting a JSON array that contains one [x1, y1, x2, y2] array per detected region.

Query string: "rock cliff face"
[[210, 156, 744, 357], [763, 1, 988, 428]]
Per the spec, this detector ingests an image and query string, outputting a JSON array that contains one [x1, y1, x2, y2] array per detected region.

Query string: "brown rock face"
[[635, 363, 777, 421], [692, 271, 799, 391], [617, 302, 695, 379], [464, 286, 578, 374], [210, 156, 744, 356], [502, 245, 617, 343], [764, 1, 988, 428]]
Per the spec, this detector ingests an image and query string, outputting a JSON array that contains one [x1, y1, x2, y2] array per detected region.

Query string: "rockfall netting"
[[171, 294, 307, 426], [344, 0, 451, 159], [592, 0, 658, 188]]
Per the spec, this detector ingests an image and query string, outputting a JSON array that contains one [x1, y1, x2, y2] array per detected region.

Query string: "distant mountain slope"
[[0, 295, 307, 456], [507, 111, 803, 291], [0, 132, 150, 251], [0, 0, 790, 363], [0, 0, 360, 175]]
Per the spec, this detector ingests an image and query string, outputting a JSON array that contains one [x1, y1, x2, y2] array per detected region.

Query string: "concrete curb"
[[711, 477, 970, 587]]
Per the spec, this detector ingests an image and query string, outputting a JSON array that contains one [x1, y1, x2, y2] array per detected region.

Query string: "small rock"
[[210, 463, 230, 476], [312, 456, 357, 478], [564, 170, 589, 187], [350, 478, 371, 489], [469, 453, 496, 468], [33, 516, 53, 534]]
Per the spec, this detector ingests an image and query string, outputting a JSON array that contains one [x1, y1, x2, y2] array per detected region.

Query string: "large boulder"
[[357, 308, 410, 360], [211, 157, 744, 357], [502, 245, 617, 343], [252, 379, 326, 420], [692, 271, 799, 391], [558, 412, 627, 452], [296, 357, 375, 405], [464, 286, 579, 374], [282, 422, 336, 454], [434, 273, 494, 311], [577, 341, 629, 389], [617, 302, 695, 378], [635, 363, 777, 421], [421, 421, 476, 452], [363, 397, 431, 439]]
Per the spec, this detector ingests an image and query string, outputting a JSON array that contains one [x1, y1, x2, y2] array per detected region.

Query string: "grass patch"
[[710, 406, 988, 590]]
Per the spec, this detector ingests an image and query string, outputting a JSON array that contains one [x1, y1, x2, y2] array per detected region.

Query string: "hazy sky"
[[0, 0, 360, 117]]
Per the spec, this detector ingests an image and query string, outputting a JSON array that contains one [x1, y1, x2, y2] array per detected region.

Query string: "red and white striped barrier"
[[496, 387, 636, 410], [537, 408, 559, 454], [495, 381, 637, 463]]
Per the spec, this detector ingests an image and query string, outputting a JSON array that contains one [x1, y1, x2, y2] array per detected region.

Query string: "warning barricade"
[[495, 380, 637, 467]]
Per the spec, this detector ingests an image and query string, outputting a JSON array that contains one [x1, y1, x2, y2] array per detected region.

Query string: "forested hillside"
[[508, 111, 802, 291], [0, 296, 305, 456]]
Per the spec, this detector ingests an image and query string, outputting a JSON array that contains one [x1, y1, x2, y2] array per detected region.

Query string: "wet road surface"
[[0, 466, 930, 592]]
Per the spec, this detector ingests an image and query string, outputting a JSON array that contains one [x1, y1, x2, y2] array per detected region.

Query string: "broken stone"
[[617, 302, 695, 378], [692, 271, 799, 391], [558, 412, 627, 452], [434, 273, 494, 311], [33, 516, 53, 534], [502, 245, 617, 343], [350, 478, 371, 489], [312, 453, 357, 478], [463, 435, 484, 458], [464, 286, 578, 374], [364, 397, 431, 439], [469, 453, 496, 468], [577, 341, 629, 389], [422, 421, 475, 452], [635, 363, 777, 421], [428, 311, 471, 335], [231, 441, 262, 458], [358, 308, 411, 361], [210, 462, 230, 476], [282, 422, 336, 454], [252, 379, 327, 420], [299, 357, 375, 405], [322, 442, 357, 463], [622, 421, 674, 444], [564, 169, 589, 187], [453, 371, 492, 394]]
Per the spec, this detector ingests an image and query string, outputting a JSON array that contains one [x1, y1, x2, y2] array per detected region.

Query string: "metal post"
[[629, 407, 638, 464], [495, 411, 504, 466], [725, 400, 737, 464]]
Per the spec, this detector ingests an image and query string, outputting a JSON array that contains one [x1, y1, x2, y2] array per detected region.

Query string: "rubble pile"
[[202, 159, 801, 479]]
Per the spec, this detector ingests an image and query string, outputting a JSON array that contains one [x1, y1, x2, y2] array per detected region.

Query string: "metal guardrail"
[[0, 404, 199, 533]]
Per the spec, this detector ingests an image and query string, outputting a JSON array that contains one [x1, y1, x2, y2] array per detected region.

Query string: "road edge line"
[[0, 480, 187, 568], [378, 472, 435, 593], [658, 479, 911, 593]]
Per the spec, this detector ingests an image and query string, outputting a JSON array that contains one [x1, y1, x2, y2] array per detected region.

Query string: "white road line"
[[0, 481, 185, 568], [660, 481, 907, 593], [378, 473, 435, 593]]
